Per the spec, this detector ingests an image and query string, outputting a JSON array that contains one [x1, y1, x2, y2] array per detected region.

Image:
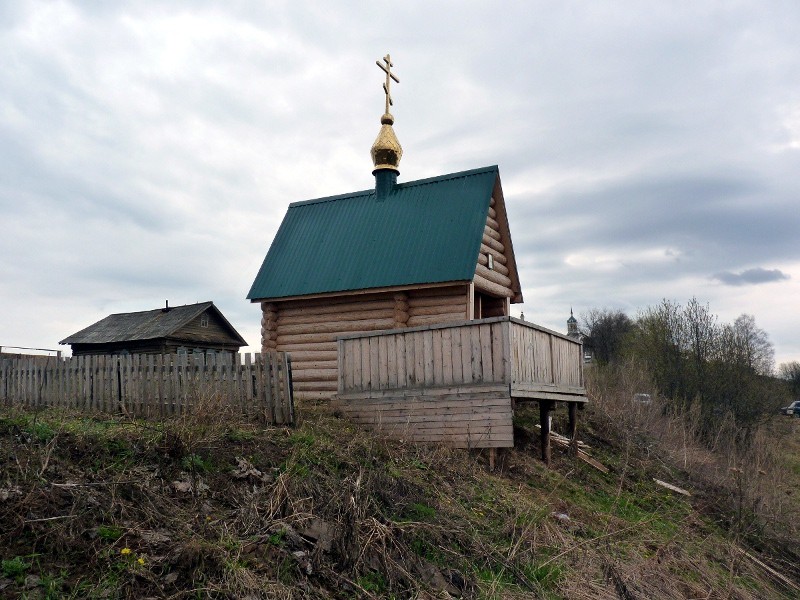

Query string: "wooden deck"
[[333, 316, 586, 449]]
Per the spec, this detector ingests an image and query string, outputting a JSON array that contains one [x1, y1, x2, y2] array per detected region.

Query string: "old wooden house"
[[248, 55, 586, 456], [60, 302, 246, 356]]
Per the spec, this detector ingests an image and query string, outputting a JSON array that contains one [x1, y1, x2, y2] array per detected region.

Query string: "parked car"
[[780, 400, 800, 416]]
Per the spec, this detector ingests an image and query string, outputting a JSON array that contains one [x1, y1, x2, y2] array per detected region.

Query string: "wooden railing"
[[509, 320, 584, 399], [337, 316, 585, 400], [0, 352, 294, 424]]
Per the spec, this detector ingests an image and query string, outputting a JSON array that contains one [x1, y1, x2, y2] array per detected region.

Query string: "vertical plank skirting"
[[0, 352, 294, 425], [332, 384, 514, 449]]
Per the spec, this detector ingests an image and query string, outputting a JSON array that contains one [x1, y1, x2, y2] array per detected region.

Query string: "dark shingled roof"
[[60, 302, 246, 346], [247, 165, 501, 301]]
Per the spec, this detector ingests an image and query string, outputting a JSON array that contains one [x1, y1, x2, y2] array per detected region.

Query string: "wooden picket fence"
[[0, 352, 294, 425]]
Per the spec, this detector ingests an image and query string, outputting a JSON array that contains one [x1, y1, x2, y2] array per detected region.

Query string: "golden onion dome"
[[371, 112, 403, 174]]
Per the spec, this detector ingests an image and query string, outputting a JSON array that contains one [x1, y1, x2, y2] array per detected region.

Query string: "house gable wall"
[[472, 187, 522, 305], [173, 309, 244, 347]]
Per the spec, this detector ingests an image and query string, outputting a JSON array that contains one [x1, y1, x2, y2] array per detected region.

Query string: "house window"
[[200, 315, 209, 328]]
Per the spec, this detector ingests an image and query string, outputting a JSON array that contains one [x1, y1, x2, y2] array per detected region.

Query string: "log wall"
[[406, 286, 470, 327], [474, 196, 514, 299], [263, 285, 469, 403]]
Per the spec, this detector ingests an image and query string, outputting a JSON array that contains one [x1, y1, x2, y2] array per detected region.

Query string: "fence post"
[[283, 353, 294, 425], [153, 354, 162, 417], [263, 352, 275, 423], [270, 353, 282, 424], [253, 353, 263, 418]]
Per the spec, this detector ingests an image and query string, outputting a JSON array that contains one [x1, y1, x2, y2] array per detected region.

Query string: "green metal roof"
[[248, 166, 499, 300]]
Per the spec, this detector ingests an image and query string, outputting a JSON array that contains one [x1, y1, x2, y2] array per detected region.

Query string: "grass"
[[97, 525, 124, 542], [1, 556, 31, 581], [181, 452, 214, 473]]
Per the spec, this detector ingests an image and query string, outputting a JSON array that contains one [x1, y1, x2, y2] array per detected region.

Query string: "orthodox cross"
[[376, 54, 399, 114]]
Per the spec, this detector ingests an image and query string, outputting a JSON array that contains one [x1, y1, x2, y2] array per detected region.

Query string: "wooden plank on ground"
[[653, 479, 691, 496]]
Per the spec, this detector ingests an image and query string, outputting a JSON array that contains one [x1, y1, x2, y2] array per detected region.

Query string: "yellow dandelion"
[[137, 557, 145, 566], [120, 547, 132, 555]]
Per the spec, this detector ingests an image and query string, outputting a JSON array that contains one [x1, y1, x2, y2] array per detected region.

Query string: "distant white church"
[[566, 308, 593, 363]]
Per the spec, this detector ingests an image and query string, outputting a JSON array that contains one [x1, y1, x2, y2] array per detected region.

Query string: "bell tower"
[[567, 308, 579, 339]]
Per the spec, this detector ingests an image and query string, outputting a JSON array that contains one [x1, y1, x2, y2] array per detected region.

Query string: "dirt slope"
[[0, 401, 797, 599]]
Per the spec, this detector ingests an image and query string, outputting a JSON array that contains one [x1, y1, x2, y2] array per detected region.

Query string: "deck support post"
[[539, 400, 554, 465], [488, 448, 496, 472], [568, 402, 578, 456]]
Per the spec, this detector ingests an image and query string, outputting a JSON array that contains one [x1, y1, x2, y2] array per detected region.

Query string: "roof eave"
[[249, 280, 472, 304]]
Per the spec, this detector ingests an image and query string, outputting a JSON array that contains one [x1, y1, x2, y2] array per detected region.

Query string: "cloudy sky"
[[1, 1, 798, 366]]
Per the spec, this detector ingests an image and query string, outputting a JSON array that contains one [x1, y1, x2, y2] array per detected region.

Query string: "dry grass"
[[584, 360, 800, 592]]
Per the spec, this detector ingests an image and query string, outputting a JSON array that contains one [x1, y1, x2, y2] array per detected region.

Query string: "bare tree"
[[727, 314, 775, 376], [631, 299, 685, 402], [683, 298, 717, 404], [778, 361, 800, 397]]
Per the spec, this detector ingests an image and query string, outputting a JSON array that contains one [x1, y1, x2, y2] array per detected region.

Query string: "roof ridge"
[[396, 165, 498, 189], [103, 301, 213, 318], [288, 165, 498, 208]]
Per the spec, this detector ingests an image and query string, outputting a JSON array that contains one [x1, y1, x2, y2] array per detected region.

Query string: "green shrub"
[[181, 453, 212, 473], [1, 556, 31, 581], [97, 525, 124, 542]]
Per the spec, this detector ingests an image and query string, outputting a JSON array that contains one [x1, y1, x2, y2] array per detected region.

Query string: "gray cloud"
[[712, 268, 791, 287]]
